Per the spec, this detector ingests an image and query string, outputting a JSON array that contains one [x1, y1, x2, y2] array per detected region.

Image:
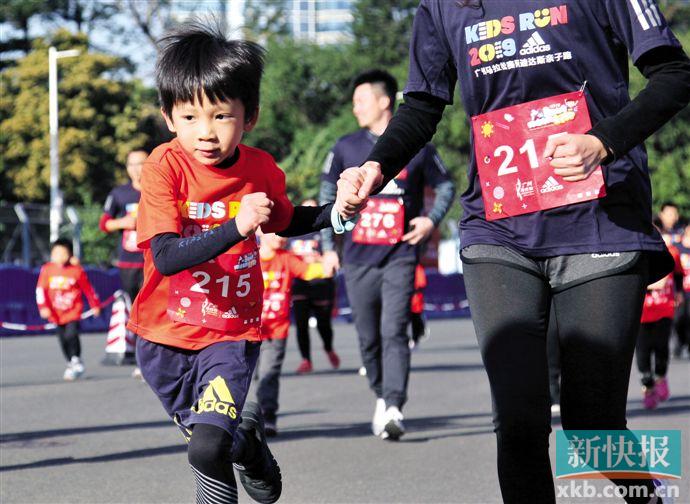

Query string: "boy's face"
[[659, 206, 679, 229], [126, 150, 147, 185], [163, 93, 257, 167], [50, 245, 71, 266]]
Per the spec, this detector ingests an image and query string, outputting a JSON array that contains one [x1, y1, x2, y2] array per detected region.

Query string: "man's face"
[[126, 151, 147, 185], [163, 92, 257, 167], [659, 206, 679, 229], [352, 83, 390, 129]]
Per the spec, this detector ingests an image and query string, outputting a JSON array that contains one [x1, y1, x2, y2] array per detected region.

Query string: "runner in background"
[[656, 202, 684, 245], [321, 69, 455, 440], [408, 263, 429, 349], [334, 0, 690, 500], [100, 149, 147, 370], [674, 223, 690, 359], [36, 239, 101, 381], [256, 232, 324, 436], [289, 199, 340, 374], [637, 239, 683, 409]]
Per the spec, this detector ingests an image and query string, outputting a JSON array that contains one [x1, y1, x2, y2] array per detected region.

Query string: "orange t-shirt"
[[127, 139, 295, 350], [260, 250, 309, 340], [36, 263, 100, 325]]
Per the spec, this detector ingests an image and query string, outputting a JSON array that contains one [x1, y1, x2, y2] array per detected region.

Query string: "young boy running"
[[127, 22, 351, 504], [256, 232, 322, 436], [36, 239, 101, 381]]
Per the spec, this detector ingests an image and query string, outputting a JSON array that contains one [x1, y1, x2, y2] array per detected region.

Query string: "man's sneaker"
[[655, 377, 670, 402], [63, 364, 78, 381], [326, 350, 340, 369], [70, 356, 85, 378], [371, 398, 386, 436], [233, 402, 282, 504], [643, 387, 658, 410], [381, 406, 405, 441], [295, 359, 313, 374]]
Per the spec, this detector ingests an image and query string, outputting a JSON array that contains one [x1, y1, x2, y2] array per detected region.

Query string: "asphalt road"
[[1, 319, 689, 504]]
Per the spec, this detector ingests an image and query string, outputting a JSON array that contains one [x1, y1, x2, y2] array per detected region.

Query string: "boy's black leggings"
[[462, 258, 655, 504], [636, 318, 672, 388], [56, 321, 81, 361]]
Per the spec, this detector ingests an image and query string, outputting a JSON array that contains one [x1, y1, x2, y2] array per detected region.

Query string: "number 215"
[[494, 133, 566, 176], [190, 272, 251, 298]]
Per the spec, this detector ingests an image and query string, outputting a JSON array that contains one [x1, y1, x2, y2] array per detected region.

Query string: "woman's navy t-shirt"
[[405, 0, 681, 257]]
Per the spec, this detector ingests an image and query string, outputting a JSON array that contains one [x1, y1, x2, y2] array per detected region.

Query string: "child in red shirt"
[[636, 242, 683, 409], [255, 233, 322, 436], [127, 22, 353, 504], [36, 239, 100, 381]]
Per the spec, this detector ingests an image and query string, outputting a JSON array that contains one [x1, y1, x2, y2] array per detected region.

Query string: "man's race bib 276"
[[472, 90, 606, 221]]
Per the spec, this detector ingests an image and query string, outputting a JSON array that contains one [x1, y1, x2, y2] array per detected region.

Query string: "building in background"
[[169, 0, 353, 44]]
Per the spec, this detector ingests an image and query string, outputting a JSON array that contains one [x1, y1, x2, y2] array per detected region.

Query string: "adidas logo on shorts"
[[520, 32, 551, 56], [192, 376, 238, 419], [540, 176, 564, 194]]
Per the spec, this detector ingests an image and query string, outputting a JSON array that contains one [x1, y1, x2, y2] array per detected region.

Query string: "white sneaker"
[[551, 403, 561, 415], [63, 364, 77, 381], [69, 356, 85, 378], [381, 406, 405, 441], [371, 399, 387, 436], [358, 366, 367, 377], [131, 367, 144, 380]]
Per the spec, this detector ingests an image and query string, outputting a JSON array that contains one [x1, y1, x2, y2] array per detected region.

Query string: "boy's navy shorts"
[[136, 337, 261, 438]]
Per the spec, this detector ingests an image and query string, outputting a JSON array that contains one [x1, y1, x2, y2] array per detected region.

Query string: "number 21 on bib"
[[471, 90, 606, 221]]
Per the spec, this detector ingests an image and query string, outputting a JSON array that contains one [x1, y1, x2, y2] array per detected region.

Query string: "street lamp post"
[[49, 46, 80, 243]]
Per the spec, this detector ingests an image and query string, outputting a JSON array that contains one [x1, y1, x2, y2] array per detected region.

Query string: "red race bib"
[[167, 243, 263, 332], [471, 90, 606, 221], [352, 198, 405, 245]]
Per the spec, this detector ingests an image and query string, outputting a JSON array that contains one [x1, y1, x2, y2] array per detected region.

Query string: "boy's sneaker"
[[295, 359, 313, 374], [371, 398, 386, 436], [381, 406, 405, 441], [234, 402, 282, 504], [643, 387, 658, 410], [69, 356, 85, 378], [550, 403, 561, 416], [655, 377, 670, 402], [326, 350, 340, 369], [358, 366, 367, 377]]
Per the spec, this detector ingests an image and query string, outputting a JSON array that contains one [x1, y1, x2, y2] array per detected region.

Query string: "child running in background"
[[257, 232, 323, 436], [290, 199, 339, 374], [127, 22, 351, 504], [409, 263, 428, 349], [36, 238, 101, 381], [637, 239, 684, 409]]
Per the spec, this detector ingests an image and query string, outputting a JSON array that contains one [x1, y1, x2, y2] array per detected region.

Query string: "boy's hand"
[[336, 162, 383, 219], [236, 192, 274, 237], [543, 134, 608, 182], [39, 307, 52, 320], [92, 307, 101, 317], [402, 217, 435, 245]]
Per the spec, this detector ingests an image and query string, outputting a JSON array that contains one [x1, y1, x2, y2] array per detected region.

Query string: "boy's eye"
[[182, 115, 195, 121], [216, 114, 232, 120]]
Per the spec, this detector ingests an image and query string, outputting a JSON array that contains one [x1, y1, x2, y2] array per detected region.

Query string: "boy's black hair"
[[660, 201, 678, 211], [352, 70, 398, 111], [51, 238, 73, 256], [156, 20, 266, 122]]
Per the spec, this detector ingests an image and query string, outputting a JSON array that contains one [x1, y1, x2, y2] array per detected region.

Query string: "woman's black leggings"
[[462, 259, 655, 504], [636, 318, 672, 388], [293, 298, 334, 360], [56, 321, 81, 361]]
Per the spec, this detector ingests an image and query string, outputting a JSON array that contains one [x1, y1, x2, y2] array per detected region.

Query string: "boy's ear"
[[161, 108, 176, 133], [244, 107, 260, 132]]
